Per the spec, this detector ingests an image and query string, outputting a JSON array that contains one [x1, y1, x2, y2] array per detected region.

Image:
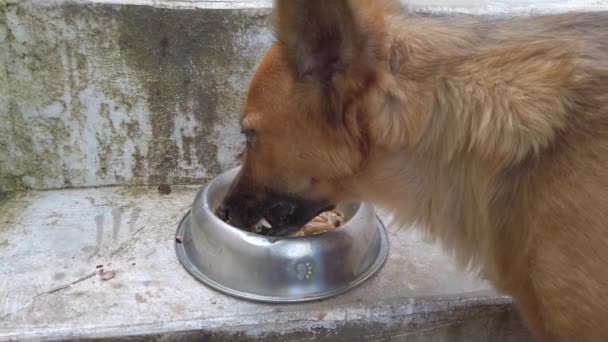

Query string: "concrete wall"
[[2, 0, 608, 194], [1, 1, 271, 193]]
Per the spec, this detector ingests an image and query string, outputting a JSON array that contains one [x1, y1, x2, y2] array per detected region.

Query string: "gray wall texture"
[[1, 1, 272, 193], [2, 0, 608, 194]]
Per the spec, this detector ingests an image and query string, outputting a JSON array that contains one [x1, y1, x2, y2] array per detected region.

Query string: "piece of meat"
[[247, 210, 346, 237], [289, 210, 345, 237]]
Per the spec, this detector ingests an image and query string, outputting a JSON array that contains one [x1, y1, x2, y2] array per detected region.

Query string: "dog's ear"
[[274, 0, 366, 81]]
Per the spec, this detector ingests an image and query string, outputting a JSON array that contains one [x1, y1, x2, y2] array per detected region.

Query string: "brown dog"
[[217, 1, 608, 340]]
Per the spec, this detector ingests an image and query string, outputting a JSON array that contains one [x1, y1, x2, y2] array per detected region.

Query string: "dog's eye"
[[242, 129, 256, 147]]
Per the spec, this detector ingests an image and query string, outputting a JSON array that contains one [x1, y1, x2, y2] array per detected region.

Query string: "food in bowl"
[[247, 209, 345, 237], [290, 209, 345, 237]]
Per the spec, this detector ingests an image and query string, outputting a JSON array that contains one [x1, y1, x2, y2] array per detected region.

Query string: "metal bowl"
[[175, 167, 389, 303]]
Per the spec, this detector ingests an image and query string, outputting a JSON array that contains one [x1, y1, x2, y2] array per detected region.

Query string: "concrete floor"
[[0, 186, 529, 341]]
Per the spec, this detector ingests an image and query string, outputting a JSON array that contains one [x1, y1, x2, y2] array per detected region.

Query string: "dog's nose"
[[215, 204, 229, 221]]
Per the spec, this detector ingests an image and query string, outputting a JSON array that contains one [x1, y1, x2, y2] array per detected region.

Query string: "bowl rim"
[[201, 167, 369, 241]]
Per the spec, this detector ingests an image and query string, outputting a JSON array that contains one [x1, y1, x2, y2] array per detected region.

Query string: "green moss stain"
[[1, 2, 271, 192], [122, 120, 141, 139], [0, 192, 31, 231], [0, 174, 28, 199], [1, 3, 60, 193], [116, 6, 269, 183], [132, 146, 145, 182], [1, 2, 84, 192], [1, 100, 68, 193]]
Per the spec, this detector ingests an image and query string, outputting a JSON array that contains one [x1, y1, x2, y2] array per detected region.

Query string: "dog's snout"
[[215, 204, 229, 221]]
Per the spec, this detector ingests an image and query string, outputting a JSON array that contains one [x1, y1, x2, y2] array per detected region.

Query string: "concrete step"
[[0, 187, 528, 341]]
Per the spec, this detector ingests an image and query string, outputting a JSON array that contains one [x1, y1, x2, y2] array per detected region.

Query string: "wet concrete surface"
[[0, 186, 529, 341]]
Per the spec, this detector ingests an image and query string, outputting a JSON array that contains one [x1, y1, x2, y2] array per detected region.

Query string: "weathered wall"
[[1, 1, 271, 193], [2, 0, 608, 194]]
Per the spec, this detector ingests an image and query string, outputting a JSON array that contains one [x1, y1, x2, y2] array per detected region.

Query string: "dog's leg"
[[520, 225, 608, 342], [511, 280, 558, 342]]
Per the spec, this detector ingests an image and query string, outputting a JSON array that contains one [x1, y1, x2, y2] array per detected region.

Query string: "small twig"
[[133, 226, 146, 236], [33, 271, 97, 298]]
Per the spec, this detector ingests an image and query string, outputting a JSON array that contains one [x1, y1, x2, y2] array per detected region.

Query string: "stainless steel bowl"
[[175, 167, 389, 303]]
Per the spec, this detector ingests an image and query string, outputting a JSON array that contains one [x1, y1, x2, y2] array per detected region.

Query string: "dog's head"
[[218, 0, 399, 236]]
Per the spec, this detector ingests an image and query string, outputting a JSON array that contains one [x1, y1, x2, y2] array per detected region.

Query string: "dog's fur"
[[223, 1, 608, 340]]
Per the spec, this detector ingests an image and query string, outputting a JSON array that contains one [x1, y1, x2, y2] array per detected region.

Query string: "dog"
[[216, 1, 608, 340]]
